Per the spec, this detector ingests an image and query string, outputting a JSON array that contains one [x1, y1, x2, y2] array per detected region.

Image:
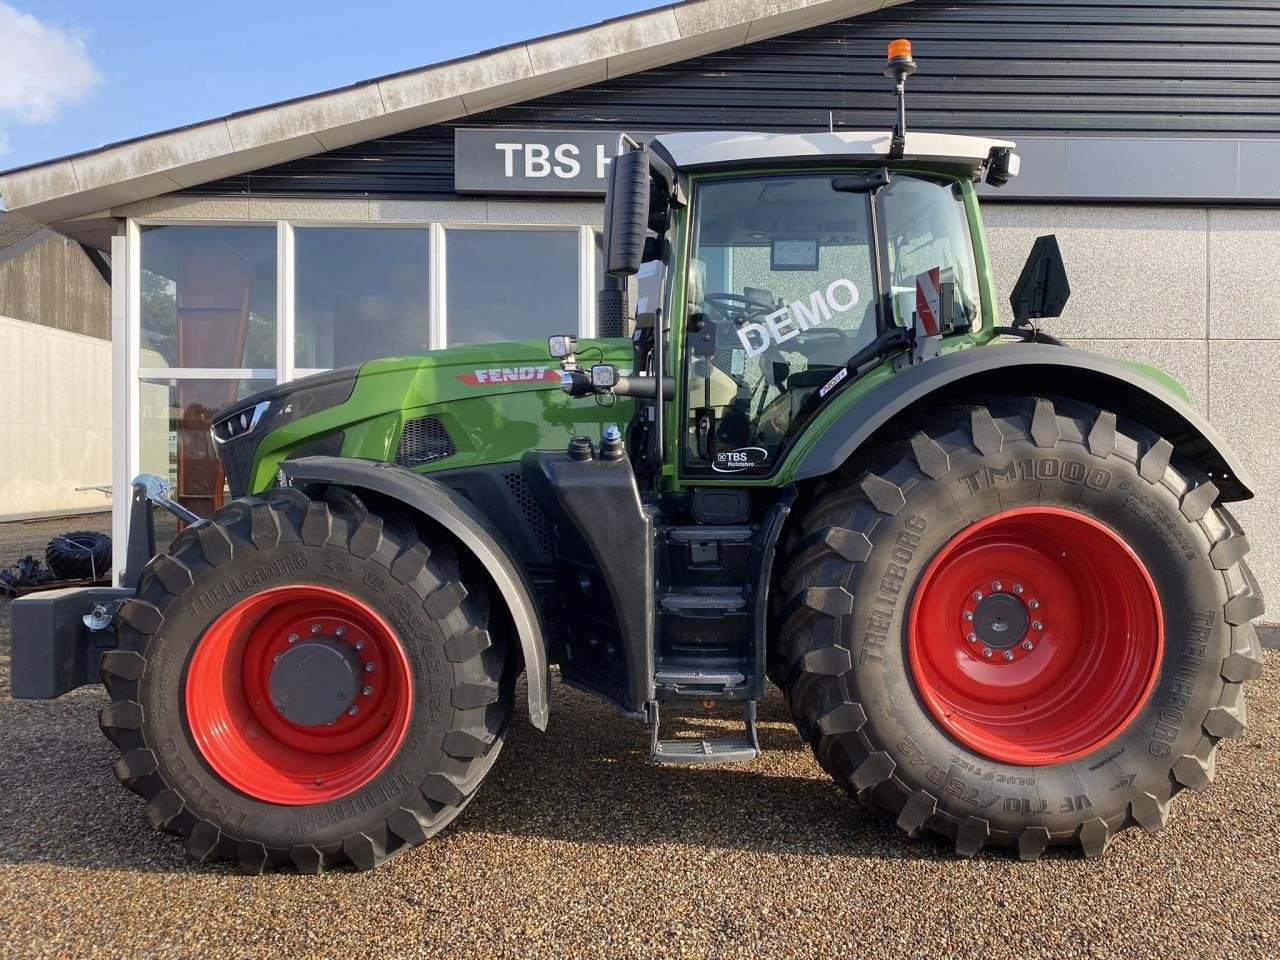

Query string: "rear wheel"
[[99, 486, 512, 873], [777, 397, 1263, 858]]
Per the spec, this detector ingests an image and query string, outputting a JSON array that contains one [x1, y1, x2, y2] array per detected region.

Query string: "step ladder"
[[647, 699, 760, 765]]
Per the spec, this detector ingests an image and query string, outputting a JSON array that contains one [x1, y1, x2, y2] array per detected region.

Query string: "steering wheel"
[[701, 292, 774, 324]]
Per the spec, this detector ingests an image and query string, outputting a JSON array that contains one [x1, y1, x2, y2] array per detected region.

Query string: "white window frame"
[[128, 215, 600, 379], [437, 222, 592, 347], [120, 213, 602, 574]]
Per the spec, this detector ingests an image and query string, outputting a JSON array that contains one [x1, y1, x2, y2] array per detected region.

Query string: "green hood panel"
[[244, 339, 634, 492]]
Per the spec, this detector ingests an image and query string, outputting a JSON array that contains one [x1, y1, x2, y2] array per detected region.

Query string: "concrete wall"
[[984, 205, 1280, 605], [0, 315, 112, 519]]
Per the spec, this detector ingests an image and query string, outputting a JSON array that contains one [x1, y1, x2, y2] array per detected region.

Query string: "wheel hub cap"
[[269, 637, 365, 727], [970, 592, 1029, 651]]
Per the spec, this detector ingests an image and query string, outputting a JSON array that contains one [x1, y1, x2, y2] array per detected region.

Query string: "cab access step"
[[647, 700, 761, 765]]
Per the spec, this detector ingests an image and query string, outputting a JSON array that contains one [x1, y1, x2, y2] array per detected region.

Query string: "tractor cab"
[[564, 122, 1021, 481], [543, 121, 1025, 759]]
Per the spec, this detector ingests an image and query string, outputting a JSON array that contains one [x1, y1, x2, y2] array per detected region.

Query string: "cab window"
[[879, 175, 982, 332], [681, 174, 878, 476]]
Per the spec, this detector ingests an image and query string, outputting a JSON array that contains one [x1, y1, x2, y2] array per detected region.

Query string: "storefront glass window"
[[294, 227, 431, 369], [139, 225, 277, 369], [445, 228, 578, 344], [139, 378, 275, 540]]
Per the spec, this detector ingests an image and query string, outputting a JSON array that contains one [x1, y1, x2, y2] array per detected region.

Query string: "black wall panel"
[[188, 0, 1280, 198]]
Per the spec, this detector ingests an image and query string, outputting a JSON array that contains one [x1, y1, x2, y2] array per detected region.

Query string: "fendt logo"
[[456, 366, 561, 387]]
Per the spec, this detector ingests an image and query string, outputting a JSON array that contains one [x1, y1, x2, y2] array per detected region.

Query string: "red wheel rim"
[[907, 507, 1162, 765], [185, 585, 412, 804]]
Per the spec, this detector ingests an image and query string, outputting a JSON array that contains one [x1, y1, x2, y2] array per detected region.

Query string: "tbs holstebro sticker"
[[713, 446, 768, 473]]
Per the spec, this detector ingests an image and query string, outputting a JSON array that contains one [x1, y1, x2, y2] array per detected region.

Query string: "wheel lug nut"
[[973, 591, 984, 601], [1022, 640, 1034, 651], [287, 634, 298, 644], [992, 581, 1002, 591], [336, 626, 346, 637], [963, 611, 974, 622], [310, 623, 321, 634], [967, 632, 978, 642], [1013, 584, 1024, 594], [362, 686, 373, 697], [1028, 599, 1040, 609], [1003, 651, 1015, 661], [355, 640, 366, 651], [982, 648, 994, 659], [348, 706, 359, 717], [365, 662, 375, 673], [1032, 620, 1043, 631], [274, 653, 282, 662]]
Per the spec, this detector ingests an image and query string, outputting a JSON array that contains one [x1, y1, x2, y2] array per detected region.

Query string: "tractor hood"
[[211, 339, 633, 496]]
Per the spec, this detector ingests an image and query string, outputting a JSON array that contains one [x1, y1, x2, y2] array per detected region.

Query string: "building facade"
[[0, 213, 111, 518], [2, 0, 1278, 593]]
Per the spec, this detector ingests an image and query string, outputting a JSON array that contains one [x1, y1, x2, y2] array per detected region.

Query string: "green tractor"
[[12, 42, 1264, 871]]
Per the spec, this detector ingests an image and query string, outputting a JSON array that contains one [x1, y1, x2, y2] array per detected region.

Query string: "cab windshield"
[[681, 171, 980, 477]]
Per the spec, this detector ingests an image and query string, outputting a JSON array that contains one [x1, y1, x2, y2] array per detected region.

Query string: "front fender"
[[795, 344, 1254, 502], [279, 456, 550, 730]]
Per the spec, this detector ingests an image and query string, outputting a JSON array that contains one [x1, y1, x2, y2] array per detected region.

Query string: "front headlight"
[[210, 399, 271, 444], [210, 367, 360, 445], [209, 367, 360, 496]]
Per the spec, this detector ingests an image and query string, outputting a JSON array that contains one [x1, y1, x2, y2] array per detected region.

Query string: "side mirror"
[[1010, 234, 1070, 326], [602, 148, 650, 277]]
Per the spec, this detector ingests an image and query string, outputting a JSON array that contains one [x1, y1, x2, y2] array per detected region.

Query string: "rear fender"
[[279, 457, 551, 730], [795, 344, 1253, 501]]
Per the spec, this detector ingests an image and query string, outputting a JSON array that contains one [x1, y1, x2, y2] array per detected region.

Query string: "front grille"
[[395, 416, 456, 468]]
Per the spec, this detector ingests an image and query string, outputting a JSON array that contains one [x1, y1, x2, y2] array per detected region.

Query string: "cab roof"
[[651, 130, 1016, 177]]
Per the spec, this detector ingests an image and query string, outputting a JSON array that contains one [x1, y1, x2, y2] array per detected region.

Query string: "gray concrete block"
[[0, 159, 80, 210], [744, 0, 891, 42], [380, 46, 534, 116], [671, 0, 756, 42], [70, 123, 235, 193], [112, 196, 251, 220], [244, 198, 370, 222], [369, 199, 488, 223], [1208, 338, 1280, 604], [528, 9, 680, 75], [983, 205, 1208, 340], [486, 201, 602, 227], [226, 85, 385, 153], [1063, 338, 1208, 415], [1208, 208, 1280, 340]]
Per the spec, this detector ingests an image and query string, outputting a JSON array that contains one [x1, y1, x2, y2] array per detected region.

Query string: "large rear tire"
[[776, 396, 1264, 858], [99, 486, 513, 873]]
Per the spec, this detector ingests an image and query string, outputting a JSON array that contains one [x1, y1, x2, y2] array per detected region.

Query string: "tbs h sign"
[[454, 129, 624, 195]]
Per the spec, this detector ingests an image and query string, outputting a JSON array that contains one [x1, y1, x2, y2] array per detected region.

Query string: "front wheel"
[[99, 487, 512, 873], [777, 397, 1263, 858]]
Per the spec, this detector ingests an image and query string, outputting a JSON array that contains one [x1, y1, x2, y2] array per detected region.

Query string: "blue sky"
[[0, 0, 659, 175]]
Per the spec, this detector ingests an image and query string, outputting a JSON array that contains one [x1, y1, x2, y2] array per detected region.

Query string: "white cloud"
[[0, 3, 102, 152]]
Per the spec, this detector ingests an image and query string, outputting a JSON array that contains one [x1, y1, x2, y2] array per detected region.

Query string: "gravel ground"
[[0, 515, 1277, 960]]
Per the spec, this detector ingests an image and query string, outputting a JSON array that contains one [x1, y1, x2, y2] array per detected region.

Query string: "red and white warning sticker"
[[915, 267, 942, 336]]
